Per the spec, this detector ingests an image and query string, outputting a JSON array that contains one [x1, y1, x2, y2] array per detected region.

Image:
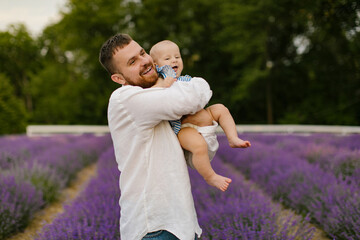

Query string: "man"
[[99, 33, 212, 240]]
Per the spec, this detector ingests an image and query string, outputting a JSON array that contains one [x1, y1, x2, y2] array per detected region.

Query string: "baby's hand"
[[156, 65, 176, 79]]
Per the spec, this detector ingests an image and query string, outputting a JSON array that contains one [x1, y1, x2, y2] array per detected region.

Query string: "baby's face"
[[155, 43, 183, 78]]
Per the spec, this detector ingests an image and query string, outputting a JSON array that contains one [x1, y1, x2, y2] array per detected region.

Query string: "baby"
[[150, 40, 251, 191]]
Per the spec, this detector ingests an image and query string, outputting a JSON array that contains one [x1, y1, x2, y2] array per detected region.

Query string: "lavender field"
[[0, 134, 112, 240], [1, 133, 359, 239]]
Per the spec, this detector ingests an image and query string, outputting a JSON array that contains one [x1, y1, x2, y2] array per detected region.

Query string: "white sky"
[[0, 0, 67, 36]]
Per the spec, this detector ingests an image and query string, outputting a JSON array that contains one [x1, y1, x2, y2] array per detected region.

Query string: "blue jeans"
[[142, 230, 198, 240]]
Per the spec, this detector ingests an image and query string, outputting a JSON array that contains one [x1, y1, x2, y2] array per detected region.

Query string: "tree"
[[0, 74, 27, 134], [289, 0, 360, 124], [0, 1, 134, 127], [1, 0, 359, 132], [31, 0, 131, 124], [0, 24, 41, 112], [128, 0, 239, 116]]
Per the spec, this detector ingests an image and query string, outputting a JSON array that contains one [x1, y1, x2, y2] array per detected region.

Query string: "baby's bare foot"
[[229, 138, 251, 148], [205, 173, 232, 191]]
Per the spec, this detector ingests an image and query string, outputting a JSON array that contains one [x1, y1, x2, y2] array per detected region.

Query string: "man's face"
[[111, 40, 158, 88]]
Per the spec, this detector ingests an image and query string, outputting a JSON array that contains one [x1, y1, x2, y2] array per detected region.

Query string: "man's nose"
[[141, 55, 151, 65]]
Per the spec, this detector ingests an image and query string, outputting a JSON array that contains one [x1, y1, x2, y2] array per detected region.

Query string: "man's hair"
[[99, 33, 132, 75]]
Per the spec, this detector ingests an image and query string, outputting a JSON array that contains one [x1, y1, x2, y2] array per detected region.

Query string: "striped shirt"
[[156, 65, 192, 135]]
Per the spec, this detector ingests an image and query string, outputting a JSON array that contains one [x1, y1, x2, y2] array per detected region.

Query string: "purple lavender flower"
[[217, 133, 360, 239], [0, 175, 44, 239], [3, 132, 360, 239], [0, 134, 112, 239], [190, 157, 314, 239], [36, 147, 120, 240]]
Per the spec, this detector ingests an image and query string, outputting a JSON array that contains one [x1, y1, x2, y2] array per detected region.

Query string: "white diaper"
[[181, 121, 219, 169]]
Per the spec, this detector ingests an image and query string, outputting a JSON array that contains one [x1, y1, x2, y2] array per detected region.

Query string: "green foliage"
[[30, 62, 87, 124], [0, 74, 27, 134], [0, 0, 359, 133], [31, 0, 131, 125], [0, 24, 41, 112], [127, 0, 359, 125]]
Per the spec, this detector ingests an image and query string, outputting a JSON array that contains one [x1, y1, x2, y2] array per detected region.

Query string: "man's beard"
[[125, 64, 158, 88], [138, 75, 158, 88]]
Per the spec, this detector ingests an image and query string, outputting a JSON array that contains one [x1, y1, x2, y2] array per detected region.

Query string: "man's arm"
[[122, 77, 212, 129], [151, 76, 176, 88]]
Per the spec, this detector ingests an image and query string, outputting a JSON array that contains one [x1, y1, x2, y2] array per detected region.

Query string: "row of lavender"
[[190, 160, 316, 239], [36, 147, 120, 239], [35, 142, 316, 239], [217, 133, 360, 239], [0, 134, 112, 240]]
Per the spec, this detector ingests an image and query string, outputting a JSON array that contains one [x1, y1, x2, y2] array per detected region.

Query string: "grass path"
[[7, 163, 98, 240], [221, 161, 331, 240]]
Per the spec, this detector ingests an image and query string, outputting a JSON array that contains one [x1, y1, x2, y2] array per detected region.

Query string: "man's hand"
[[152, 76, 176, 88]]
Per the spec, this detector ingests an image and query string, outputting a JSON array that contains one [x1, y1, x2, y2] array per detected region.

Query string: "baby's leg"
[[181, 109, 213, 127], [206, 104, 251, 148], [178, 127, 231, 191]]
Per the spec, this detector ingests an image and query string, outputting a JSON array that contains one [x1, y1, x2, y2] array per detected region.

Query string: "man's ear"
[[111, 73, 126, 85]]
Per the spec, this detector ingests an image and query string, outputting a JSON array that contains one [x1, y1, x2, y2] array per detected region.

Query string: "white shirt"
[[108, 77, 212, 240]]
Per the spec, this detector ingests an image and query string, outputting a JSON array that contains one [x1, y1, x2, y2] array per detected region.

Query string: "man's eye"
[[130, 60, 135, 65]]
